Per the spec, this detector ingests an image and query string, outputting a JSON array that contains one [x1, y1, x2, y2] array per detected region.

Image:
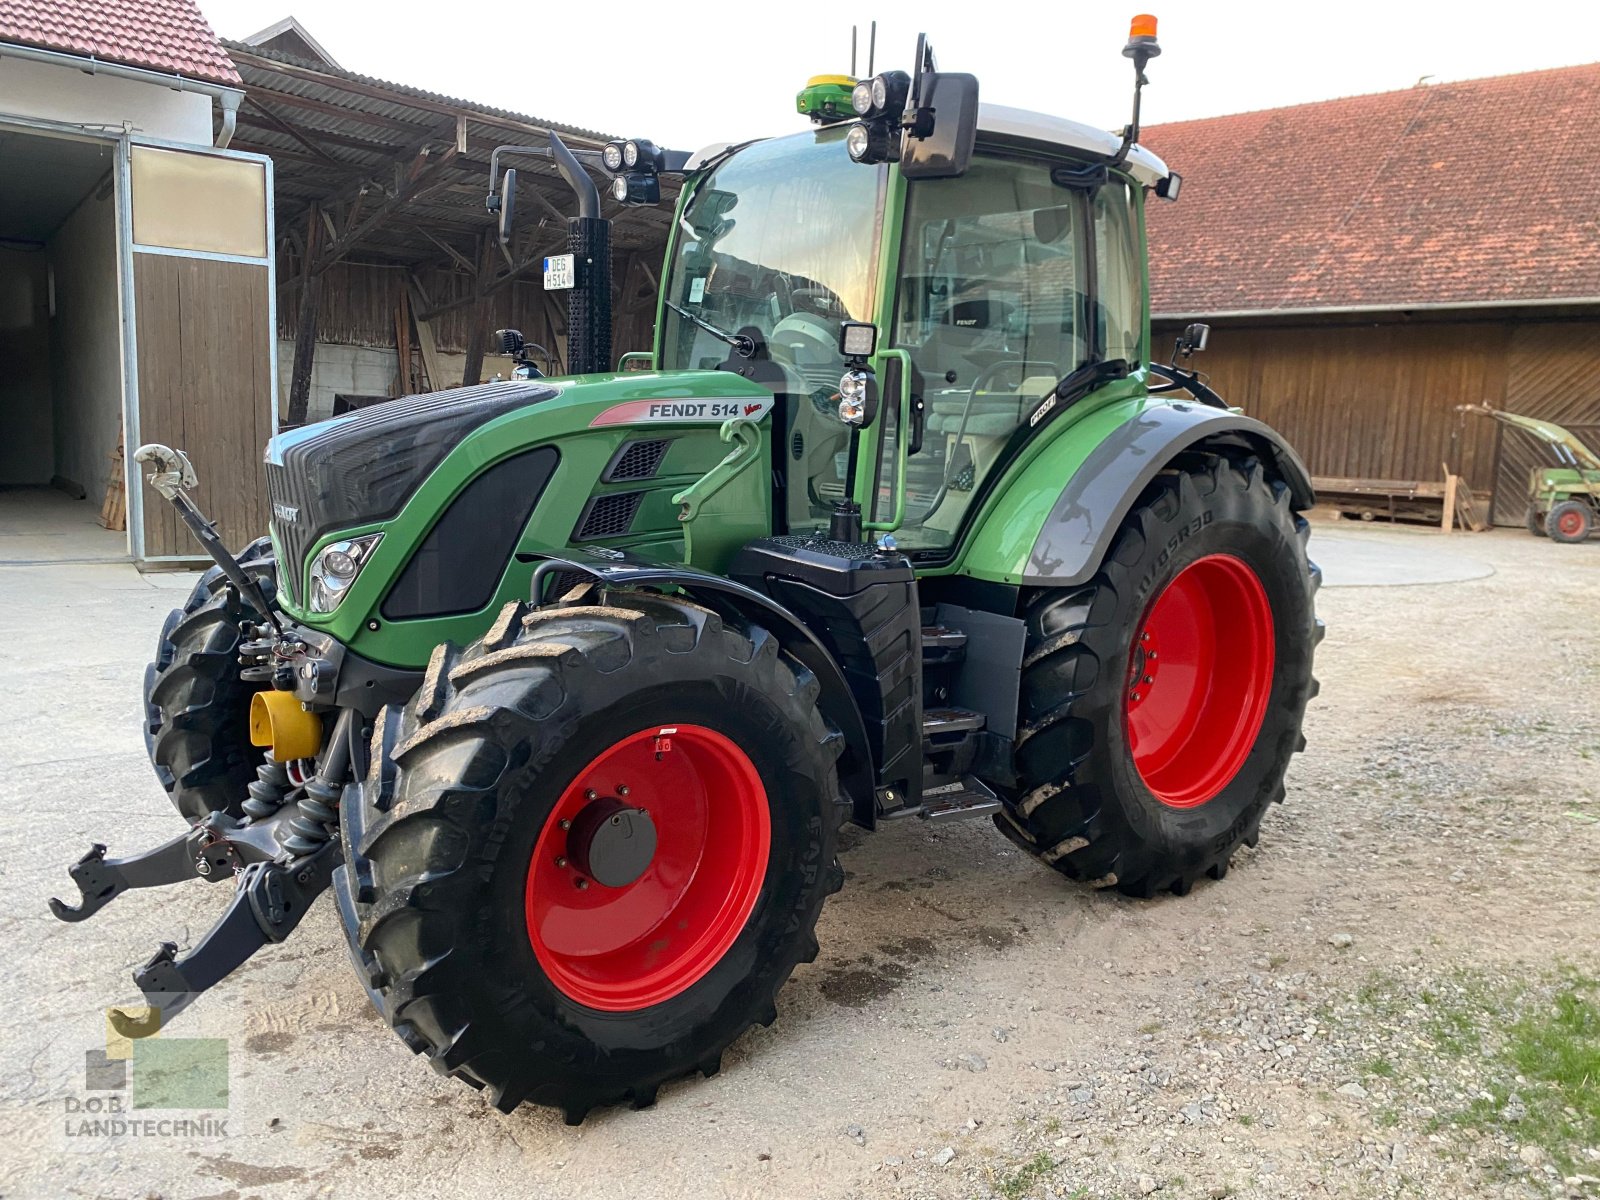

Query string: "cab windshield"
[[660, 127, 885, 374]]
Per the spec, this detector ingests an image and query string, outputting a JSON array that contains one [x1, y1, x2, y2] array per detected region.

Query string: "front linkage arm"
[[133, 443, 282, 632], [92, 709, 359, 1037]]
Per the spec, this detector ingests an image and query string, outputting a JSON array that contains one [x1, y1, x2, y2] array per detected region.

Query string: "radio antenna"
[[867, 20, 877, 75], [851, 25, 858, 76]]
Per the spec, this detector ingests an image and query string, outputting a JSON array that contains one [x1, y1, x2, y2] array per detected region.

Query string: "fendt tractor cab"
[[52, 19, 1322, 1122]]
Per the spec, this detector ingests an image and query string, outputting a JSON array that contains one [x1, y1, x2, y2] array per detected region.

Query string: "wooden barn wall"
[[135, 254, 274, 556], [1153, 316, 1600, 524], [277, 252, 661, 370]]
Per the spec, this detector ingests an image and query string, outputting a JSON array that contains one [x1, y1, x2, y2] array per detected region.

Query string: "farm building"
[[1144, 61, 1600, 525], [0, 0, 274, 563], [220, 22, 674, 429]]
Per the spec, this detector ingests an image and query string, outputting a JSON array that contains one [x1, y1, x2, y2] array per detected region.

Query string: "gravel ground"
[[2, 520, 1598, 1200]]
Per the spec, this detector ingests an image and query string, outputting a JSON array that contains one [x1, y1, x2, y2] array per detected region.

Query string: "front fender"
[[961, 400, 1314, 588]]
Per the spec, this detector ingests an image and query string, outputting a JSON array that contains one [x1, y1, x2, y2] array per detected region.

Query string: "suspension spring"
[[241, 759, 292, 821], [282, 775, 340, 857]]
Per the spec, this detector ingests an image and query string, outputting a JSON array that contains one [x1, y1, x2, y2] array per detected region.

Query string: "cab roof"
[[977, 103, 1169, 186]]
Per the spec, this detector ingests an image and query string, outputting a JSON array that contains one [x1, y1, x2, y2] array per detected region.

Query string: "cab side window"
[[889, 154, 1088, 547], [1094, 180, 1142, 365]]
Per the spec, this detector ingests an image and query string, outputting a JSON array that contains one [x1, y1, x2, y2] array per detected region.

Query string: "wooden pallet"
[[99, 429, 127, 532]]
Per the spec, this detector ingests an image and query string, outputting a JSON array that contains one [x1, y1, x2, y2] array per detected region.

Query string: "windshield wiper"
[[664, 300, 755, 359]]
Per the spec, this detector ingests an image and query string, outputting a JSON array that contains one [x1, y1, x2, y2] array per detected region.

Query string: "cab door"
[[868, 152, 1144, 552]]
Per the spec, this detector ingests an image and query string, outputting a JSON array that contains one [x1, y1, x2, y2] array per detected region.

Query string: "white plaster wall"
[[275, 340, 474, 425], [0, 54, 214, 144]]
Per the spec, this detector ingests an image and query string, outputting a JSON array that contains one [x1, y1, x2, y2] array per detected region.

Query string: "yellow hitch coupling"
[[249, 691, 323, 762]]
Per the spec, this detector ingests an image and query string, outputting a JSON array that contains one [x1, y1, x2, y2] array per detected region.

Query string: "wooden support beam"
[[286, 205, 323, 426], [241, 97, 343, 166], [411, 226, 475, 274], [313, 145, 460, 275], [460, 235, 495, 387], [408, 275, 448, 391]]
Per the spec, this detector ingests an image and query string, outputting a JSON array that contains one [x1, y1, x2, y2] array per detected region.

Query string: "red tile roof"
[[0, 0, 240, 86], [1143, 62, 1600, 316]]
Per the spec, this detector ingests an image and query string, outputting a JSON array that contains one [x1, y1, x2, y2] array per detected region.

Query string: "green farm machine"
[[52, 19, 1321, 1122], [1459, 404, 1600, 542]]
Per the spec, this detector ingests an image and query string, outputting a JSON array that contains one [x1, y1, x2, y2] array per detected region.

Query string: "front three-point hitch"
[[51, 446, 351, 1037]]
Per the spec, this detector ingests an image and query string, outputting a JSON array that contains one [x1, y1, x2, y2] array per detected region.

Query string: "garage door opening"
[[0, 128, 127, 560]]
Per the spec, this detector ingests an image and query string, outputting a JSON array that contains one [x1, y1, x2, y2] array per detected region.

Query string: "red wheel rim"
[[524, 724, 770, 1011], [1125, 554, 1275, 809], [1558, 510, 1585, 537]]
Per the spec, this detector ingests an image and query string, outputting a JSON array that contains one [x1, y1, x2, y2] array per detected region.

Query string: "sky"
[[197, 0, 1600, 150]]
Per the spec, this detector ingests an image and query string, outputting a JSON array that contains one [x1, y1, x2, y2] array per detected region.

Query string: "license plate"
[[543, 253, 575, 290]]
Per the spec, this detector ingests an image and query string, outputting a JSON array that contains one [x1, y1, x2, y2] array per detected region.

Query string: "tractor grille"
[[574, 491, 644, 541], [603, 439, 670, 483], [263, 380, 556, 601]]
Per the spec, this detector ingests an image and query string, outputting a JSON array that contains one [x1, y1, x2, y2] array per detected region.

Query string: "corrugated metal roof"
[[223, 41, 614, 145], [222, 41, 672, 269]]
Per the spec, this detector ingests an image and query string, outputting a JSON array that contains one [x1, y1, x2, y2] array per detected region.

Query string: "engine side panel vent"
[[574, 491, 645, 541], [603, 439, 671, 483]]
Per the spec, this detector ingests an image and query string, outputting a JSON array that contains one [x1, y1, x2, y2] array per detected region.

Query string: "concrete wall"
[[0, 247, 53, 483], [49, 189, 122, 501], [275, 340, 473, 425], [0, 54, 213, 144]]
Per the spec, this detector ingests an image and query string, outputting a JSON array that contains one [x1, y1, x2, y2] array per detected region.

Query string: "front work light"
[[852, 70, 911, 119], [838, 320, 878, 359], [308, 532, 383, 614], [610, 172, 661, 206], [846, 120, 894, 163], [601, 142, 625, 171]]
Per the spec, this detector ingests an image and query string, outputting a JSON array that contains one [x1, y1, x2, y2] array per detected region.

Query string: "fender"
[[1025, 402, 1315, 587], [531, 551, 878, 826]]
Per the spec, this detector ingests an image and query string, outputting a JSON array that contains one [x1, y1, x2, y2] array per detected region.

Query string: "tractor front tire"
[[143, 539, 276, 822], [1546, 500, 1593, 544], [999, 454, 1321, 898], [339, 595, 847, 1122], [1526, 505, 1548, 537]]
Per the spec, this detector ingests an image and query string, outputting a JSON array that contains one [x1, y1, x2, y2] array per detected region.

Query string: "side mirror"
[[497, 168, 517, 251], [1177, 322, 1210, 356], [900, 71, 979, 179]]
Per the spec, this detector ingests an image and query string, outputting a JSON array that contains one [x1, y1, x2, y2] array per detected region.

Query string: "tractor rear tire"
[[1546, 500, 1593, 544], [339, 595, 848, 1123], [1526, 505, 1548, 537], [143, 539, 276, 822], [998, 454, 1321, 898]]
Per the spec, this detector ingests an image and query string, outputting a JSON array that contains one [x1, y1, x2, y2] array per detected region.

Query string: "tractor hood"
[[264, 380, 559, 602]]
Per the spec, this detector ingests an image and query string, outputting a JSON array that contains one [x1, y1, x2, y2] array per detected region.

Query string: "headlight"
[[851, 81, 874, 115], [308, 533, 383, 614], [622, 140, 640, 167], [838, 369, 870, 426], [601, 142, 624, 171], [610, 175, 630, 202], [871, 75, 889, 112]]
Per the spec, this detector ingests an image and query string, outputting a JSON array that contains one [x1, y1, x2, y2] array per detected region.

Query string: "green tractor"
[[1459, 404, 1600, 542], [53, 20, 1321, 1123]]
